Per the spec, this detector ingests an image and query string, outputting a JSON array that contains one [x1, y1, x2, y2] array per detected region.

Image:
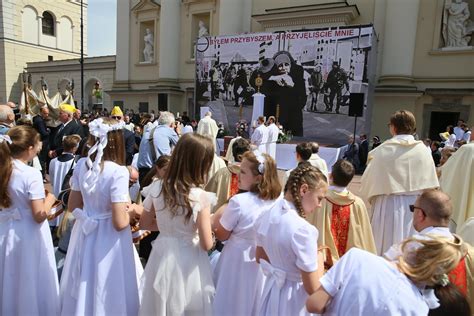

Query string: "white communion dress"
[[60, 159, 140, 315], [0, 159, 59, 315], [139, 181, 216, 316]]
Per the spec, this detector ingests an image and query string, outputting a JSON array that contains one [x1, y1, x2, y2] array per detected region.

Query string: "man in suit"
[[49, 104, 83, 158], [33, 106, 51, 179], [358, 133, 369, 174], [343, 135, 360, 171], [110, 106, 136, 165]]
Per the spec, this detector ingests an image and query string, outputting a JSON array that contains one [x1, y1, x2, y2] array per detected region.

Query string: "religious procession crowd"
[[0, 101, 473, 316]]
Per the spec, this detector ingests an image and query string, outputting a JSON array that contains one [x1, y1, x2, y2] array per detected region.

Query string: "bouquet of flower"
[[277, 124, 293, 143]]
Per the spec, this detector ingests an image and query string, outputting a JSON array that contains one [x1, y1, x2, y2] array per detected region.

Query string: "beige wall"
[[412, 0, 474, 83], [1, 41, 81, 103], [0, 0, 86, 103], [25, 56, 115, 110]]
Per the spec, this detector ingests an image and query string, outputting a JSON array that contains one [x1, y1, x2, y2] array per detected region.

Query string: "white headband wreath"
[[0, 134, 12, 144], [83, 118, 125, 193], [254, 150, 265, 174]]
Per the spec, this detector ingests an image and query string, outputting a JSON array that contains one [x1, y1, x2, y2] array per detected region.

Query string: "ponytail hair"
[[284, 163, 327, 217], [241, 151, 281, 200], [398, 235, 466, 287], [0, 126, 41, 208], [428, 283, 471, 316], [0, 136, 13, 208]]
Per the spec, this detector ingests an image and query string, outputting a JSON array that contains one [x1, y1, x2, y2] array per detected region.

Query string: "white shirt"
[[251, 124, 268, 154], [320, 248, 429, 316], [462, 130, 471, 143], [181, 125, 194, 135], [266, 123, 279, 160], [384, 226, 453, 261], [454, 126, 465, 141], [266, 123, 279, 144]]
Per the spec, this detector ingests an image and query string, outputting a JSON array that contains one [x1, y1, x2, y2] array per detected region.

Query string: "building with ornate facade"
[[0, 0, 85, 103], [18, 0, 474, 141]]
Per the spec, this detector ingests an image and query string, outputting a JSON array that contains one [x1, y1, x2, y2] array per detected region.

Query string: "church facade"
[[21, 0, 474, 142]]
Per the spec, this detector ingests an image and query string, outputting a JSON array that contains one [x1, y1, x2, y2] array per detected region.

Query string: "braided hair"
[[284, 163, 327, 217]]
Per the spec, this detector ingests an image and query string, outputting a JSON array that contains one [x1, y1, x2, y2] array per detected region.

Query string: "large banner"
[[195, 25, 376, 144]]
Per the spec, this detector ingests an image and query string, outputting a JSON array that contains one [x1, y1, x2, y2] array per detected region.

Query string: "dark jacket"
[[123, 128, 135, 165], [52, 120, 84, 155], [32, 115, 50, 143]]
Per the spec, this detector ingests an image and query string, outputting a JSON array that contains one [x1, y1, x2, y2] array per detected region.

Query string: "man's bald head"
[[418, 189, 452, 226], [0, 104, 15, 126]]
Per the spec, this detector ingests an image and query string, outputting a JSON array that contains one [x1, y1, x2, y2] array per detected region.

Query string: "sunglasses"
[[409, 204, 425, 216], [111, 116, 122, 120]]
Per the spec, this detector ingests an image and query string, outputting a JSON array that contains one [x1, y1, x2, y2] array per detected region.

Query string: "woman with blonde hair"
[[139, 133, 216, 316], [0, 126, 59, 315], [212, 150, 282, 315], [306, 235, 467, 315], [254, 164, 328, 315], [60, 117, 142, 315]]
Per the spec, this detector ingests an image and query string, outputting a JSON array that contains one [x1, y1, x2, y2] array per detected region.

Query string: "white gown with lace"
[[59, 158, 140, 316], [139, 182, 216, 316]]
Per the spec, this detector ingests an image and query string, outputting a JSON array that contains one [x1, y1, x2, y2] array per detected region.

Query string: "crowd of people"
[[0, 101, 473, 315]]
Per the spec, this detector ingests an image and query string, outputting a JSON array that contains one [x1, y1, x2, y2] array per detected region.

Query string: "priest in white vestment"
[[439, 132, 474, 230], [266, 116, 279, 160], [308, 142, 328, 179], [251, 116, 268, 154], [197, 111, 219, 150], [360, 110, 439, 255]]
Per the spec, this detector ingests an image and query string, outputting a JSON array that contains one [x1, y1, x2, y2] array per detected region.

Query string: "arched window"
[[42, 11, 55, 36]]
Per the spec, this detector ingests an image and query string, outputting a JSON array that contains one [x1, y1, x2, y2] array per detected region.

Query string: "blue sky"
[[88, 0, 117, 56]]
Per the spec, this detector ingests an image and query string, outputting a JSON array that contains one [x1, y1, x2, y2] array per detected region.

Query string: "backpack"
[[58, 158, 76, 208]]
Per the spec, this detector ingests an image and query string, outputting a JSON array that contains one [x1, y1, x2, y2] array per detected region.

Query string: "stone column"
[[115, 0, 130, 81], [379, 0, 420, 87], [55, 20, 61, 49], [37, 16, 42, 46], [158, 0, 180, 80]]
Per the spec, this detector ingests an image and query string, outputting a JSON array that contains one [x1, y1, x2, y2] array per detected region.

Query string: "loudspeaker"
[[348, 93, 364, 117]]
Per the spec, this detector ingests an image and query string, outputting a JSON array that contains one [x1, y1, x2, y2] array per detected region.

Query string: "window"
[[139, 102, 149, 113], [42, 12, 55, 36], [158, 94, 168, 111], [48, 55, 53, 61]]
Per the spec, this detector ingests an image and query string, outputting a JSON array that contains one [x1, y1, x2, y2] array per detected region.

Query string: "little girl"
[[212, 151, 281, 315], [0, 126, 59, 315], [139, 133, 216, 316], [255, 164, 327, 315], [60, 118, 142, 315]]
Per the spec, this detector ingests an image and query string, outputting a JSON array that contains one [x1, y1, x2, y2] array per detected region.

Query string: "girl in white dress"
[[212, 151, 282, 315], [255, 164, 327, 316], [60, 118, 142, 315], [0, 126, 59, 315], [139, 133, 216, 316], [307, 235, 468, 315]]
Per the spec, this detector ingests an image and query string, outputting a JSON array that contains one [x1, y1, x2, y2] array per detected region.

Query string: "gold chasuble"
[[360, 137, 439, 203], [205, 164, 241, 213], [306, 190, 376, 262]]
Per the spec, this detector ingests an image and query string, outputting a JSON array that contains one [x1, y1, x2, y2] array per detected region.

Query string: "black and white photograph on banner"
[[195, 25, 377, 145]]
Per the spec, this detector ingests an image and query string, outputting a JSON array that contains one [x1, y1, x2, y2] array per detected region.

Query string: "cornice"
[[252, 4, 359, 29]]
